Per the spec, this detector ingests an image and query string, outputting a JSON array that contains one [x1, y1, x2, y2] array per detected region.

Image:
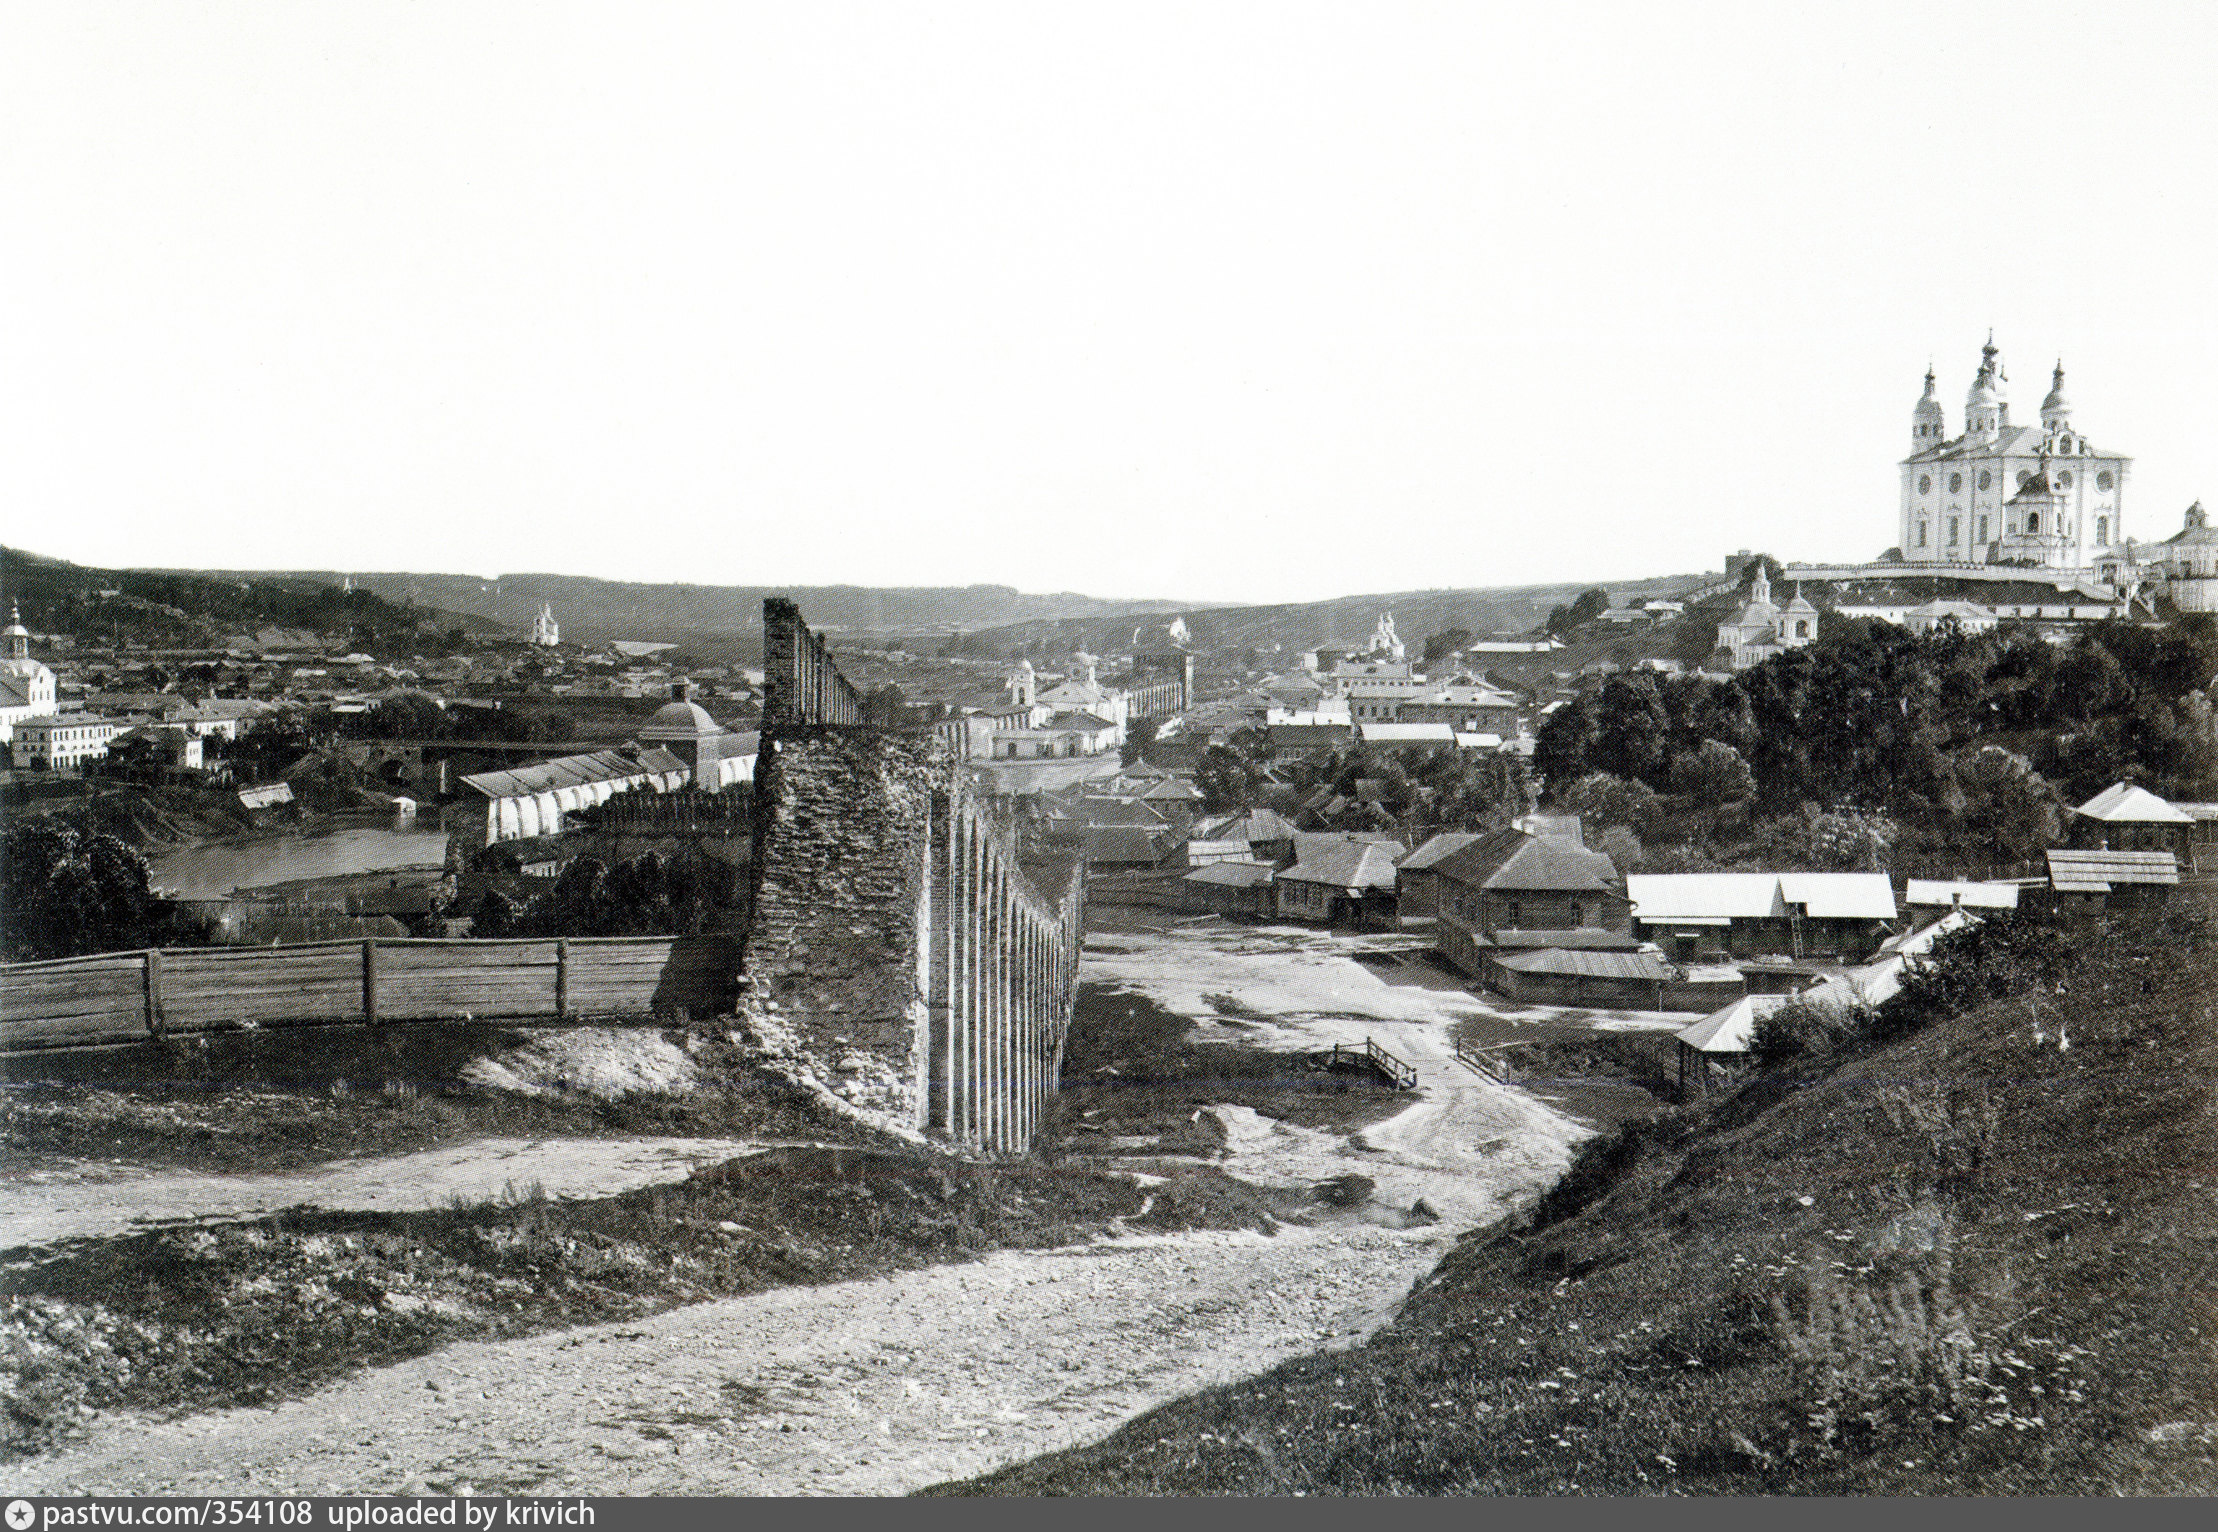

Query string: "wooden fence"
[[0, 934, 741, 1052]]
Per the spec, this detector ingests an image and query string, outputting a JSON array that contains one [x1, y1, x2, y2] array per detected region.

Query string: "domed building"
[[2152, 502, 2218, 614], [0, 605, 58, 744], [1898, 337, 2127, 570], [1713, 567, 1818, 671], [638, 680, 757, 790]]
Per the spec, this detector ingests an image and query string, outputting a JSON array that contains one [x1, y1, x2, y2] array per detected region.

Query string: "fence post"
[[555, 938, 569, 1019], [143, 949, 164, 1040], [362, 938, 380, 1025]]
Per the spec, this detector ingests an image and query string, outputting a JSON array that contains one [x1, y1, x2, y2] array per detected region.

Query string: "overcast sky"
[[5, 2, 2216, 606]]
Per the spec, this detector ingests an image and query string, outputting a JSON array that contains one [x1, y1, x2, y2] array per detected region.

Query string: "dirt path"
[[6, 924, 1588, 1497], [0, 1138, 766, 1250]]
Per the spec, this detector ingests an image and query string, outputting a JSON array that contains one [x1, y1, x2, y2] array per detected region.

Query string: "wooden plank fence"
[[0, 934, 742, 1052]]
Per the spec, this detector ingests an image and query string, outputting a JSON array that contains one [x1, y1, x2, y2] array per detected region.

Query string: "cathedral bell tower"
[[1911, 365, 1946, 450]]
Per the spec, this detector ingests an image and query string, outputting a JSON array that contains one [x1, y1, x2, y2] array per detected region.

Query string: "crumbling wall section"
[[742, 727, 942, 1123]]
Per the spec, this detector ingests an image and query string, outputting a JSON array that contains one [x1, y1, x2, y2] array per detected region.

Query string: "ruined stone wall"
[[761, 596, 863, 732], [742, 728, 942, 1122], [746, 599, 1083, 1154]]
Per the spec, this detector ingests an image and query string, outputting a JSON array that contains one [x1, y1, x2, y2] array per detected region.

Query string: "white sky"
[[5, 2, 2217, 606]]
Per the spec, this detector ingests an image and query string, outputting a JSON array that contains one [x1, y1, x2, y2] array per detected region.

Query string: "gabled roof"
[[1627, 872, 1897, 921], [1182, 860, 1278, 888], [1278, 839, 1405, 892], [1082, 825, 1171, 864], [2045, 847, 2179, 892], [1401, 831, 1486, 872], [2073, 782, 2193, 825], [1433, 829, 1624, 896], [1677, 994, 1792, 1054]]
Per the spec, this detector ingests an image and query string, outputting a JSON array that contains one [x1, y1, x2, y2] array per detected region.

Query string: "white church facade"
[[1898, 337, 2126, 571]]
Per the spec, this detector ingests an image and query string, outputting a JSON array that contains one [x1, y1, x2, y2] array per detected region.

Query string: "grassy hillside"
[[0, 545, 498, 654], [939, 896, 2218, 1495]]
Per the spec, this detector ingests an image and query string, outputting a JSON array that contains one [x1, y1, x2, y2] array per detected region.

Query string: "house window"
[[2098, 470, 2114, 491], [1979, 469, 1992, 490], [1950, 472, 1964, 493], [2097, 516, 2109, 544], [1977, 515, 1989, 542], [1918, 474, 1931, 494], [1915, 522, 1927, 547], [1948, 515, 1960, 545]]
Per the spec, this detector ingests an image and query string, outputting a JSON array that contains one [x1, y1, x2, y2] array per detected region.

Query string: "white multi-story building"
[[1899, 337, 2127, 570]]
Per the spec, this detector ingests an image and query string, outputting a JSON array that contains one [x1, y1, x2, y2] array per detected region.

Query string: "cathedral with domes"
[[1899, 336, 2128, 571]]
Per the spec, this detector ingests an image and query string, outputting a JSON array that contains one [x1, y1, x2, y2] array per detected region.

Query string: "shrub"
[[1749, 996, 1874, 1069]]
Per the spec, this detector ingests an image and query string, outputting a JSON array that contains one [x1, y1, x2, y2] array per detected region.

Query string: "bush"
[[1749, 996, 1874, 1069], [1876, 910, 2076, 1042]]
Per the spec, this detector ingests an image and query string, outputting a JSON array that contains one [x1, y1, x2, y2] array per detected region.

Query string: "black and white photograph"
[[3, 0, 2216, 1500]]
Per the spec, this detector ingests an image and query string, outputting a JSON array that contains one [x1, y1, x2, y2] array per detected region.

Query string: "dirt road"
[[0, 1138, 766, 1251], [6, 924, 1587, 1497]]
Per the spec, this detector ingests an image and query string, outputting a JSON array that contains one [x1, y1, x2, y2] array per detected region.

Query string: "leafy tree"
[[1422, 627, 1473, 665], [1196, 727, 1272, 812], [1669, 738, 1756, 807], [2, 820, 159, 960], [1554, 771, 1662, 834], [1121, 717, 1160, 767]]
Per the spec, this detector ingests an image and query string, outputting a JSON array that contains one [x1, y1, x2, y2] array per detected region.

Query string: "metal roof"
[[2073, 782, 2194, 825], [1904, 879, 2022, 910], [1676, 994, 1795, 1053], [460, 748, 685, 800], [1401, 831, 1486, 872], [1495, 947, 1672, 981], [2045, 847, 2180, 892], [1628, 872, 1896, 921]]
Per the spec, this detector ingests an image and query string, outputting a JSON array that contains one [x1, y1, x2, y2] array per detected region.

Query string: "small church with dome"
[[1714, 566, 1819, 671]]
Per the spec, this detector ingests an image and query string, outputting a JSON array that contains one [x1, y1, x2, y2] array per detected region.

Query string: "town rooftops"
[[2072, 781, 2194, 825], [1356, 722, 1458, 744], [1627, 872, 1898, 922], [2044, 847, 2180, 893], [1482, 927, 1646, 952]]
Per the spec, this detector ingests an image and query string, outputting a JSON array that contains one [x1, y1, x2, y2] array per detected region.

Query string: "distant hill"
[[0, 545, 497, 655], [174, 571, 1204, 650], [965, 574, 1713, 661]]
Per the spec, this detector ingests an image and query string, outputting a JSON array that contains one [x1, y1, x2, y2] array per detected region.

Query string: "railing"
[[1452, 1042, 1510, 1082], [1318, 1037, 1417, 1090]]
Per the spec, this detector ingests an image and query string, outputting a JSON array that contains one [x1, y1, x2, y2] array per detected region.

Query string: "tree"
[[1, 820, 159, 961], [1121, 717, 1160, 767], [1422, 627, 1473, 665], [1554, 772, 1662, 834], [1669, 739, 1757, 808]]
